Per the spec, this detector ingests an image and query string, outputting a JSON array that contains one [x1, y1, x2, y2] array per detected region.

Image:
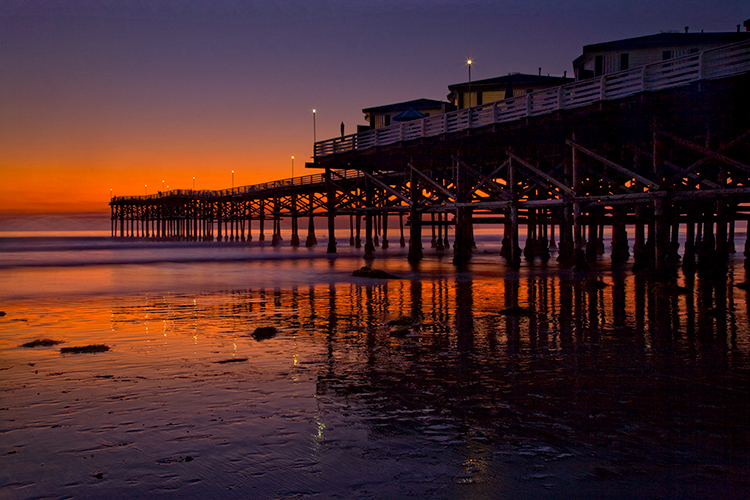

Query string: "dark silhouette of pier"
[[111, 41, 750, 273]]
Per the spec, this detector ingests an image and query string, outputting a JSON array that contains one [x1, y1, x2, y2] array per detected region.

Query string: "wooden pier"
[[111, 40, 750, 273]]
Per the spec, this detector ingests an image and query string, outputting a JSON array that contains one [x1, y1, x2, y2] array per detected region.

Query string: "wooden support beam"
[[452, 157, 513, 200], [325, 168, 337, 253], [657, 128, 750, 177], [636, 148, 721, 189], [506, 151, 575, 197], [361, 171, 412, 206], [665, 128, 750, 185], [408, 163, 456, 202], [566, 140, 660, 190]]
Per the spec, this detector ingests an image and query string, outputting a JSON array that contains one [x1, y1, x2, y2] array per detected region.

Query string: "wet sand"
[[1, 252, 749, 499]]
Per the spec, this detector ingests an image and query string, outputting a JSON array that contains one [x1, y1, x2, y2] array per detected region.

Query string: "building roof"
[[362, 98, 451, 114], [448, 73, 573, 93], [573, 32, 750, 65]]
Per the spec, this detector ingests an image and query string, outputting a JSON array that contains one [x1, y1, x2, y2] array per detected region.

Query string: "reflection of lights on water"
[[314, 417, 325, 443], [460, 457, 487, 481], [291, 336, 300, 381]]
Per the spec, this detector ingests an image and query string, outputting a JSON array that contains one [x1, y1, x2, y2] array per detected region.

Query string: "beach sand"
[[1, 247, 749, 499]]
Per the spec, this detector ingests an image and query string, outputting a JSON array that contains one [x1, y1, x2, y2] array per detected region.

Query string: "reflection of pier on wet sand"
[[3, 253, 749, 498], [111, 41, 750, 274], [117, 269, 749, 497]]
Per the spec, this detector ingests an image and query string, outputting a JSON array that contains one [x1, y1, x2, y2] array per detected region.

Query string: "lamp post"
[[193, 176, 195, 190], [291, 156, 295, 178], [162, 180, 165, 192], [110, 188, 113, 199], [312, 109, 317, 157], [467, 59, 472, 109], [145, 184, 147, 196], [232, 170, 234, 189]]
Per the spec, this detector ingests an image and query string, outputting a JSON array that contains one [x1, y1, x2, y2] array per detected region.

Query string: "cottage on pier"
[[363, 98, 454, 129], [573, 29, 750, 80], [447, 73, 573, 110]]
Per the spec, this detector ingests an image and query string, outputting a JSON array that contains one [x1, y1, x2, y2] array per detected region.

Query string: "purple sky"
[[1, 0, 748, 211]]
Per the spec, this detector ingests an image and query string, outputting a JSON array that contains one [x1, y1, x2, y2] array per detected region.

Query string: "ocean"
[[0, 228, 748, 499]]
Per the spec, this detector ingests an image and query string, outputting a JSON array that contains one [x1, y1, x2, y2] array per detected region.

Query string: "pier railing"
[[112, 170, 364, 203], [315, 40, 750, 158]]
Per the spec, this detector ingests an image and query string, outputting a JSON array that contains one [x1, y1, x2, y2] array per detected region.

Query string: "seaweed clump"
[[60, 344, 110, 354], [498, 305, 535, 316], [388, 316, 413, 326], [352, 266, 399, 279], [251, 326, 278, 341], [21, 339, 62, 348]]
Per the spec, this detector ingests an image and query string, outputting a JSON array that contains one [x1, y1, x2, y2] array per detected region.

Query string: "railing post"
[[600, 75, 606, 100], [698, 50, 705, 80], [525, 93, 531, 117]]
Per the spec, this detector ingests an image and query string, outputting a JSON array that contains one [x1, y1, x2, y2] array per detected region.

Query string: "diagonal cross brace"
[[657, 129, 750, 177], [453, 157, 512, 200], [506, 151, 574, 197], [636, 148, 721, 189], [408, 163, 456, 201], [665, 129, 750, 185], [327, 170, 367, 209], [362, 171, 413, 206], [566, 140, 660, 190]]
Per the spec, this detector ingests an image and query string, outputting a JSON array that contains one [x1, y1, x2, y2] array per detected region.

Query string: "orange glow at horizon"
[[0, 128, 318, 213], [0, 160, 313, 214]]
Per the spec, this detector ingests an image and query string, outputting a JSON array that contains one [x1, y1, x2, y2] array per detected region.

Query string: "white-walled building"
[[573, 30, 750, 80]]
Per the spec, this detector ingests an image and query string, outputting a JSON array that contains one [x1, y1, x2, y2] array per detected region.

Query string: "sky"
[[1, 0, 748, 214]]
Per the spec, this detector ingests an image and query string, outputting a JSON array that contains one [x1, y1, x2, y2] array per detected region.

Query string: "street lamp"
[[291, 156, 295, 178], [312, 109, 317, 157], [467, 59, 472, 109], [145, 184, 147, 195], [193, 176, 195, 190], [162, 180, 165, 191], [110, 188, 113, 199], [232, 170, 234, 189]]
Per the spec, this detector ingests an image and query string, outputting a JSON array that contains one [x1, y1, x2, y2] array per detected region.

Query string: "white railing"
[[112, 170, 365, 203], [315, 40, 750, 158]]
